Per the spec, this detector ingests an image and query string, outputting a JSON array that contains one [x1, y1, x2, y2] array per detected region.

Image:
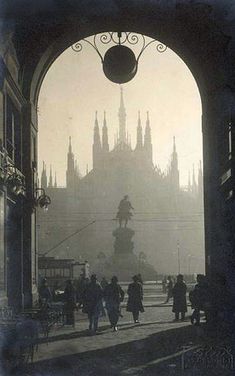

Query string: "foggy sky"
[[38, 34, 202, 187]]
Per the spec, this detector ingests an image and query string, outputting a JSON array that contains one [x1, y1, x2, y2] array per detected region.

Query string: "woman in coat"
[[63, 279, 77, 327], [126, 275, 144, 323], [104, 276, 124, 331], [172, 274, 187, 321]]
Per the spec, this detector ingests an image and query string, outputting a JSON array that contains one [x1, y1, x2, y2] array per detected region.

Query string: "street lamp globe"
[[103, 45, 138, 83]]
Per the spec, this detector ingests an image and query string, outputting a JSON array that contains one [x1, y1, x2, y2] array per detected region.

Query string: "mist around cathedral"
[[38, 87, 204, 282]]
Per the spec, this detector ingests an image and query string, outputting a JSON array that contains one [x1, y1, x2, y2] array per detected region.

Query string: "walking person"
[[162, 276, 167, 293], [104, 276, 125, 331], [83, 274, 103, 334], [189, 274, 210, 325], [38, 278, 52, 307], [164, 276, 173, 303], [136, 273, 143, 285], [63, 279, 77, 327], [126, 275, 144, 323], [100, 277, 109, 317], [172, 274, 187, 321]]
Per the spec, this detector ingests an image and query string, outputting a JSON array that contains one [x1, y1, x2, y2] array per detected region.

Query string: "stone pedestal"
[[112, 227, 135, 255], [94, 226, 156, 281]]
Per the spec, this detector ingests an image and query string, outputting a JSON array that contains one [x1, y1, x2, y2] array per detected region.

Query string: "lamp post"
[[187, 254, 191, 276], [177, 240, 181, 275]]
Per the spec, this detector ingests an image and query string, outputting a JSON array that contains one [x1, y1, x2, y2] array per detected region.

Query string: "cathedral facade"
[[38, 90, 204, 276]]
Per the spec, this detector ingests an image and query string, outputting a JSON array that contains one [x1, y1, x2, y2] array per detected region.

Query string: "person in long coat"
[[172, 274, 187, 321], [63, 279, 77, 327], [164, 276, 173, 303], [126, 275, 144, 323], [83, 274, 103, 333], [189, 274, 209, 325], [104, 276, 125, 331], [38, 278, 52, 307]]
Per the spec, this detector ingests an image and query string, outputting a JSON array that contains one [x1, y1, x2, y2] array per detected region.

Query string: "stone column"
[[22, 101, 38, 308]]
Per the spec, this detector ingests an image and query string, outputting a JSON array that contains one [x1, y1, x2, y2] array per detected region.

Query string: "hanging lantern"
[[72, 32, 167, 84], [103, 45, 138, 84]]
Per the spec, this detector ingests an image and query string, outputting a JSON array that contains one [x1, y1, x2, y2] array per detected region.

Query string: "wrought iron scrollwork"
[[71, 31, 167, 63]]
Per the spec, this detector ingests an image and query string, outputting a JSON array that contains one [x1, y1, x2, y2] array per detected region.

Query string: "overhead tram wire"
[[40, 220, 96, 256], [39, 215, 204, 256], [40, 217, 204, 223]]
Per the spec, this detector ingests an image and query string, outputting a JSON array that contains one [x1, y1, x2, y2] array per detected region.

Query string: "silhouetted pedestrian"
[[162, 276, 167, 293], [76, 275, 88, 307], [63, 280, 76, 327], [127, 275, 144, 323], [100, 277, 108, 290], [83, 274, 103, 334], [104, 276, 124, 331], [172, 274, 187, 321], [100, 277, 108, 317], [38, 278, 52, 307], [136, 273, 143, 285], [189, 274, 209, 325], [164, 276, 173, 303]]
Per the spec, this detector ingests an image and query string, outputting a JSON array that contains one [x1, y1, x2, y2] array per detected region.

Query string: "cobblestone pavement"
[[16, 305, 232, 376], [5, 299, 230, 376]]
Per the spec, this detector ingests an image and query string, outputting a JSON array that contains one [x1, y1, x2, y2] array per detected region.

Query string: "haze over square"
[[38, 35, 202, 186]]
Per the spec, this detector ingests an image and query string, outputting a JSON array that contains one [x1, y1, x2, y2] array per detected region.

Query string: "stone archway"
[[1, 0, 235, 307]]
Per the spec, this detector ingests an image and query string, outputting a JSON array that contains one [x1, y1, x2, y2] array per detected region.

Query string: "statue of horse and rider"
[[116, 195, 134, 228]]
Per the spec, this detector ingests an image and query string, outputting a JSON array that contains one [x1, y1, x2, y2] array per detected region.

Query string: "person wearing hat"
[[104, 276, 125, 331], [172, 274, 187, 321], [63, 279, 77, 327], [38, 278, 52, 307], [126, 275, 144, 323], [83, 274, 103, 333]]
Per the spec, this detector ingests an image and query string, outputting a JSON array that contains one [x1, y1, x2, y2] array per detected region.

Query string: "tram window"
[[55, 268, 61, 277], [64, 269, 70, 277]]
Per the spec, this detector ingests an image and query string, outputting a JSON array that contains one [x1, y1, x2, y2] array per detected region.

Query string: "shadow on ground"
[[12, 325, 210, 376]]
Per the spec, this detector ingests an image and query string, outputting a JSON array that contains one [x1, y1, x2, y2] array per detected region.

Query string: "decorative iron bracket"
[[72, 31, 167, 63]]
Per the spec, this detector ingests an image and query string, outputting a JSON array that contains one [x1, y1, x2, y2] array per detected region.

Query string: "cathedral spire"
[[102, 111, 109, 152], [48, 165, 53, 188], [170, 136, 179, 190], [136, 111, 143, 150], [93, 111, 101, 147], [66, 136, 75, 192], [144, 111, 153, 163], [54, 172, 57, 188], [118, 86, 127, 144], [93, 111, 102, 169], [41, 161, 47, 189]]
